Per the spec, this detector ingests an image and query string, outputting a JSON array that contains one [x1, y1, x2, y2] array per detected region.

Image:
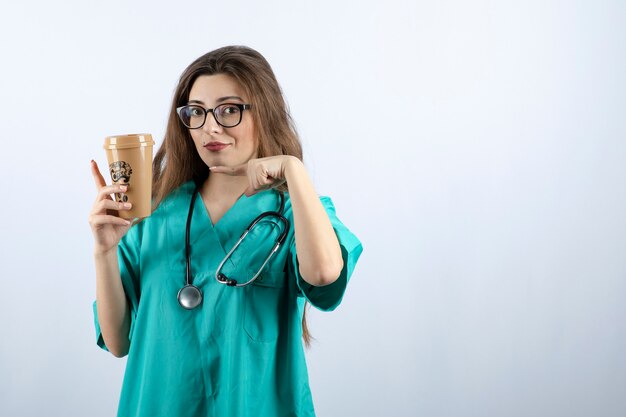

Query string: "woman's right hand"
[[88, 160, 132, 255]]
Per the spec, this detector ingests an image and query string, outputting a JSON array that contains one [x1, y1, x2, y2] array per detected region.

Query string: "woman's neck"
[[202, 172, 248, 199], [199, 173, 248, 224]]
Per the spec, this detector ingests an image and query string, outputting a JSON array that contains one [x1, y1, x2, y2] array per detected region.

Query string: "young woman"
[[89, 45, 362, 416]]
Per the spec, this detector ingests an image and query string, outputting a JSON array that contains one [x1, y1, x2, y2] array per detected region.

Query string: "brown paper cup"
[[103, 133, 154, 219]]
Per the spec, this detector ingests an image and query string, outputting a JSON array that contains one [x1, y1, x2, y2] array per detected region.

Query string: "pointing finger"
[[243, 185, 258, 197], [91, 160, 108, 190]]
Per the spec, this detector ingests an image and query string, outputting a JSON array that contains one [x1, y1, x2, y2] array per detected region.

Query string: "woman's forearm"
[[284, 157, 344, 286], [95, 249, 131, 357]]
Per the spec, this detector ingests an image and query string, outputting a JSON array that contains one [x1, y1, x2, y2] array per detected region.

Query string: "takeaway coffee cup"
[[103, 133, 154, 219]]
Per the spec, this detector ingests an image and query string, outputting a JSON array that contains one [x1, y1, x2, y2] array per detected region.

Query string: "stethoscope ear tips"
[[218, 273, 238, 287]]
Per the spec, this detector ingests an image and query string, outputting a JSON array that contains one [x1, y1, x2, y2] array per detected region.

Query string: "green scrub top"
[[93, 181, 362, 417]]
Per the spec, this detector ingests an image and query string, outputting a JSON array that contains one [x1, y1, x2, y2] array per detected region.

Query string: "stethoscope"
[[177, 183, 290, 310]]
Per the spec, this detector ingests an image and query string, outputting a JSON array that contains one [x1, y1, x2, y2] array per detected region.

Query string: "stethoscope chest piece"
[[177, 284, 203, 310]]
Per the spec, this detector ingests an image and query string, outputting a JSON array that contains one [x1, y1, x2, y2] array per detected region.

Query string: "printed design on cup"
[[109, 161, 133, 203]]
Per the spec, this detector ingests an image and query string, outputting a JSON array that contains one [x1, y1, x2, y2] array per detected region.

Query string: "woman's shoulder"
[[124, 181, 196, 239], [157, 181, 196, 211], [151, 181, 196, 215]]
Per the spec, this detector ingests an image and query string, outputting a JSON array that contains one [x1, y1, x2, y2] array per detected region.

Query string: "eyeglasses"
[[176, 103, 252, 129]]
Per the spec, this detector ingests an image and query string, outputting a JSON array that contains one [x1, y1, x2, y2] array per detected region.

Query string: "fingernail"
[[120, 185, 128, 191], [123, 203, 132, 209]]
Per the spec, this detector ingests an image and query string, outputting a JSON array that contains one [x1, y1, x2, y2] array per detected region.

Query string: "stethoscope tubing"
[[178, 183, 289, 308]]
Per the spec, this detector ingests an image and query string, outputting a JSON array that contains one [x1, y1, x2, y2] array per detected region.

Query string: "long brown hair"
[[152, 45, 312, 346]]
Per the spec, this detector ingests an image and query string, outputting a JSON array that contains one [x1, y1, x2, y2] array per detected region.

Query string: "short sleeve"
[[290, 196, 363, 311], [93, 223, 142, 352]]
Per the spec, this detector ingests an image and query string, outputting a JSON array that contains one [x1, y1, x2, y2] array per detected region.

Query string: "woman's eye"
[[221, 105, 240, 115], [189, 107, 203, 117]]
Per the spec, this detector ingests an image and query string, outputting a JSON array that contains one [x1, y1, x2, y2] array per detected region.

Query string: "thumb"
[[210, 164, 248, 176]]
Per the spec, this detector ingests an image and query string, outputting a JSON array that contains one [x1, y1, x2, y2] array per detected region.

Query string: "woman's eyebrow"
[[187, 96, 244, 105], [216, 96, 244, 103]]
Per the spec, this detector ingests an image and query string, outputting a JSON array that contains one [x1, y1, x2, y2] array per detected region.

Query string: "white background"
[[1, 0, 625, 416]]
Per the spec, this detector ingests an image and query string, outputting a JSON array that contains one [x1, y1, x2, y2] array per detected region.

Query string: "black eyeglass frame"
[[176, 103, 253, 129]]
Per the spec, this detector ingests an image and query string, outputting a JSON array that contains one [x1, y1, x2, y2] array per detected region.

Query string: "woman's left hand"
[[209, 155, 299, 196]]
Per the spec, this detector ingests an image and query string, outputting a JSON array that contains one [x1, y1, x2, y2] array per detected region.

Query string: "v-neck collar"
[[169, 181, 281, 254], [163, 182, 286, 283], [200, 189, 246, 229]]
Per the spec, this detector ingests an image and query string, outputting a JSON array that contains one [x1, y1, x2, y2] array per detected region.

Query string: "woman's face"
[[187, 74, 257, 169]]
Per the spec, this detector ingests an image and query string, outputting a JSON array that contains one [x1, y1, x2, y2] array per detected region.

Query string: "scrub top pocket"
[[243, 266, 287, 342]]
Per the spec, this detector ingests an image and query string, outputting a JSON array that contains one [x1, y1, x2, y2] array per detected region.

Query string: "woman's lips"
[[204, 142, 230, 152]]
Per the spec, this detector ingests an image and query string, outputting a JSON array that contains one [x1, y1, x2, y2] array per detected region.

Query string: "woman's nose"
[[203, 111, 223, 133]]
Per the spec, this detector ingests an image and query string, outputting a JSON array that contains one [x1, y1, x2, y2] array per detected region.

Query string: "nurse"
[[89, 45, 362, 417]]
